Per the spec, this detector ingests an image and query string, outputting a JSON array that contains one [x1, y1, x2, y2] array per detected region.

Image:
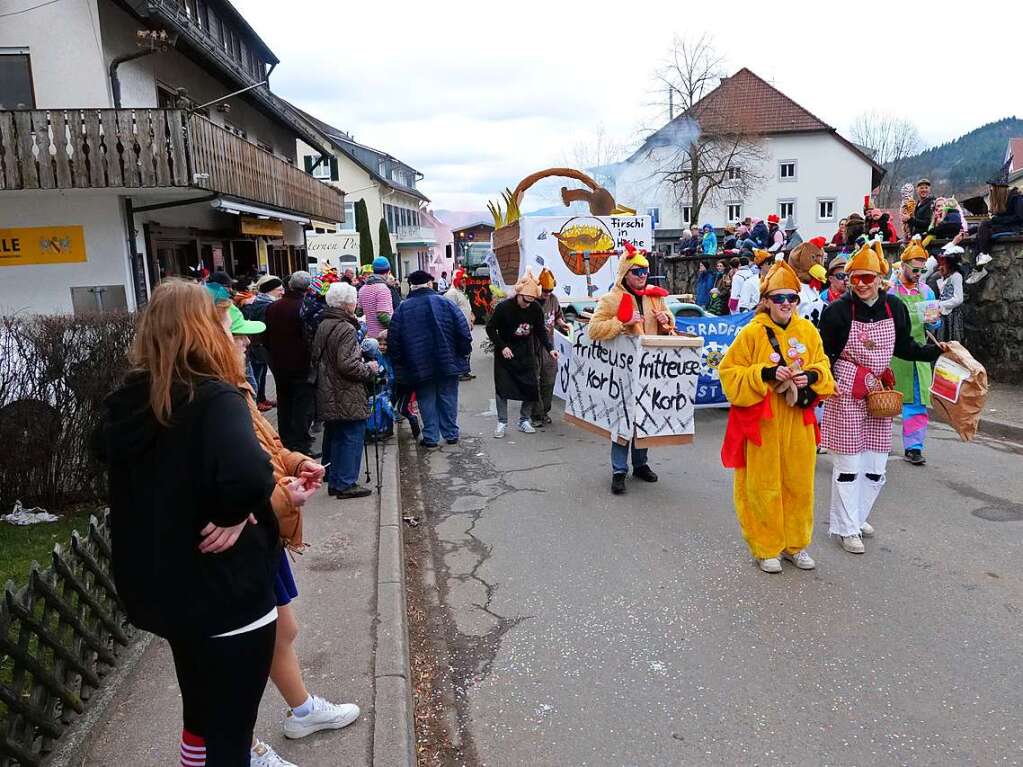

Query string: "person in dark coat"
[[908, 179, 935, 237], [387, 270, 472, 448], [243, 275, 284, 410], [264, 271, 316, 454], [310, 282, 379, 499], [695, 261, 716, 307], [486, 271, 557, 439]]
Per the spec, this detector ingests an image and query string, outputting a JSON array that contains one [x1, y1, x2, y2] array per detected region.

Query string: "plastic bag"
[[929, 341, 988, 441]]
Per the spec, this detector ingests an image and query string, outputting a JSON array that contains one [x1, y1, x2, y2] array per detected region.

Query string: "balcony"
[[0, 108, 343, 223], [395, 225, 436, 245]]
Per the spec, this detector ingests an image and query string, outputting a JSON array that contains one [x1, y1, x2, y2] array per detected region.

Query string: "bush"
[[0, 312, 136, 510]]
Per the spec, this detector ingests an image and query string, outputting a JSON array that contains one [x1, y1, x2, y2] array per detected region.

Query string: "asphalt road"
[[406, 331, 1023, 767]]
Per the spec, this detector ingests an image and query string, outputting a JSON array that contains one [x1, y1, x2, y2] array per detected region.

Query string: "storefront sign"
[[239, 216, 284, 237], [0, 226, 87, 266]]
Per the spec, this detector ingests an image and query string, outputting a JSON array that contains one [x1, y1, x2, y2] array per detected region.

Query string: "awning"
[[210, 198, 311, 225]]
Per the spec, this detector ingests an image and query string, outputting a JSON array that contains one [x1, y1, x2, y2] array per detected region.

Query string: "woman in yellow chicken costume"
[[719, 261, 836, 573]]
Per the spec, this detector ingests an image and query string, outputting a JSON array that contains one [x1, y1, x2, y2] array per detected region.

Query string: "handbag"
[[763, 326, 817, 409]]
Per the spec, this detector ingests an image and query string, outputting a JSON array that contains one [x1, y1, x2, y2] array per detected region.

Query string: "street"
[[403, 330, 1023, 767]]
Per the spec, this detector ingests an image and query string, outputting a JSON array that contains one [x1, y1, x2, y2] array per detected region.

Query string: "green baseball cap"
[[228, 304, 265, 335]]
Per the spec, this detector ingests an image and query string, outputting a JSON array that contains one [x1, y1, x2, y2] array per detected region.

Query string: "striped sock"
[[180, 729, 206, 767]]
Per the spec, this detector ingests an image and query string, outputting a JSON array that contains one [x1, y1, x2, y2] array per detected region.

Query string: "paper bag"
[[929, 341, 988, 441]]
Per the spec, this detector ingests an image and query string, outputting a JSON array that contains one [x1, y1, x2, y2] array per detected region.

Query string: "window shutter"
[[304, 156, 313, 174], [329, 156, 339, 181]]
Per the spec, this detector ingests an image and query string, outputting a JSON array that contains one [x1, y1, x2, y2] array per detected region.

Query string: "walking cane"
[[371, 374, 383, 493], [363, 376, 372, 485]]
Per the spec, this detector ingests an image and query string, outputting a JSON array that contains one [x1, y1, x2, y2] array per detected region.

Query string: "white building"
[[0, 0, 342, 314], [293, 112, 438, 279], [603, 68, 885, 246]]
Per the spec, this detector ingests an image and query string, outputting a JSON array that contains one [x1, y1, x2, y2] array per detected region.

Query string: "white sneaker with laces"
[[518, 420, 536, 434], [758, 557, 782, 573], [494, 422, 507, 439], [782, 550, 816, 570], [860, 521, 875, 538], [841, 534, 865, 554], [965, 267, 988, 285], [283, 696, 360, 739], [251, 739, 296, 767], [976, 252, 992, 266]]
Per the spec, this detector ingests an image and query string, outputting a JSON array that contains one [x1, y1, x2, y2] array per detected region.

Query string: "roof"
[[1008, 138, 1023, 174], [631, 68, 885, 184], [291, 105, 430, 203], [451, 221, 494, 234]]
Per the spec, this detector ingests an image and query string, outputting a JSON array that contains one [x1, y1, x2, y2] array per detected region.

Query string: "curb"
[[44, 632, 154, 767], [929, 406, 1023, 445], [372, 442, 416, 767]]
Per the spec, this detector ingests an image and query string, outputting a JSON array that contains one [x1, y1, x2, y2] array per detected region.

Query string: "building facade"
[[603, 69, 884, 246], [0, 0, 342, 314]]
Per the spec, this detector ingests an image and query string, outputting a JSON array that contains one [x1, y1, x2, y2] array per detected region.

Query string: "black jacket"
[[910, 197, 935, 236], [94, 374, 280, 639], [264, 289, 310, 377], [818, 292, 941, 369]]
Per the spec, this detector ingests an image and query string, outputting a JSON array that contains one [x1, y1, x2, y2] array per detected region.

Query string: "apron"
[[821, 302, 897, 455], [889, 284, 932, 406]]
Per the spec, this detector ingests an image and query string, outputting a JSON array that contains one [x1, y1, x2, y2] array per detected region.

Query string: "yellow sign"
[[0, 226, 87, 267], [239, 216, 284, 238]]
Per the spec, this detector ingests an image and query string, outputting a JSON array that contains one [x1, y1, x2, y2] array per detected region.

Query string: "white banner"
[[518, 216, 653, 300]]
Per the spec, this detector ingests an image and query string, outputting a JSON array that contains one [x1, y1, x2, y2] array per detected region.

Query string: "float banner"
[[518, 216, 652, 300], [0, 226, 86, 266], [555, 330, 702, 446], [674, 311, 756, 407]]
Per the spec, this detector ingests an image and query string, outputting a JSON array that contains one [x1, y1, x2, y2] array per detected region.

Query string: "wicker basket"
[[492, 167, 613, 284], [865, 385, 903, 419]]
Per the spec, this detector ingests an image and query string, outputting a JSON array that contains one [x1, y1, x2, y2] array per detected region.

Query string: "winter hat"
[[407, 270, 433, 286], [826, 255, 848, 274], [205, 282, 230, 302], [760, 260, 801, 295], [702, 223, 714, 232], [513, 269, 542, 298], [538, 268, 557, 291], [900, 237, 929, 263], [209, 270, 232, 287], [767, 214, 780, 225], [372, 256, 391, 274], [846, 240, 890, 275], [256, 275, 282, 293]]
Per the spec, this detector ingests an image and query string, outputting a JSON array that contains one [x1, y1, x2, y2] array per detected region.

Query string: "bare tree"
[[567, 124, 628, 174], [851, 111, 924, 206], [641, 34, 766, 227]]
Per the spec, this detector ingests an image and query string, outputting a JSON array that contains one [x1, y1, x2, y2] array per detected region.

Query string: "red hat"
[[809, 236, 827, 249], [767, 214, 780, 224], [453, 268, 466, 288]]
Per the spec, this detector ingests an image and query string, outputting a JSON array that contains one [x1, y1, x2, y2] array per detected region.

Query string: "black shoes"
[[419, 440, 440, 450], [408, 416, 422, 439], [904, 449, 926, 466], [611, 473, 627, 495], [445, 438, 459, 445], [634, 465, 658, 482], [331, 486, 372, 499]]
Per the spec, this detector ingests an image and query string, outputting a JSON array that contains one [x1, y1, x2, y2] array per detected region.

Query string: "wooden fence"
[[0, 512, 137, 767]]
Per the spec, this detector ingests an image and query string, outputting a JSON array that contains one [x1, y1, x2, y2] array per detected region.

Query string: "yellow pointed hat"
[[514, 269, 542, 298], [760, 260, 801, 295], [900, 237, 929, 263], [538, 268, 557, 291], [753, 248, 773, 266], [847, 240, 890, 275]]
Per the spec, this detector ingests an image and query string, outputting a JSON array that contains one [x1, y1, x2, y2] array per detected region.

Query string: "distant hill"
[[432, 210, 490, 228], [895, 117, 1022, 198]]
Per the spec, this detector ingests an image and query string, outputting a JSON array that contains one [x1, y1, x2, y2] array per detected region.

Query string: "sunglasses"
[[849, 274, 877, 286], [629, 268, 649, 277], [831, 272, 848, 281], [520, 295, 536, 303], [906, 266, 924, 274], [767, 293, 800, 305]]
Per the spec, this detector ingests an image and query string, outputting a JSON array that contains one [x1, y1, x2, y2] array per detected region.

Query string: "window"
[[778, 200, 795, 221], [342, 201, 356, 229], [645, 207, 660, 226], [779, 160, 796, 181], [726, 203, 742, 223], [0, 49, 35, 109], [681, 206, 692, 225], [310, 157, 331, 179], [817, 198, 836, 222], [726, 166, 741, 181]]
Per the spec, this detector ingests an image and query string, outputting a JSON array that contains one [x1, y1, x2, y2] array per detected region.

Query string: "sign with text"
[[240, 216, 284, 238], [675, 311, 756, 407], [518, 216, 652, 300], [0, 226, 87, 267], [555, 330, 702, 446]]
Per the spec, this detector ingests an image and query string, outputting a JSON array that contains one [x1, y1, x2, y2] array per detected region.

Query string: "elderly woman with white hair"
[[310, 282, 379, 499]]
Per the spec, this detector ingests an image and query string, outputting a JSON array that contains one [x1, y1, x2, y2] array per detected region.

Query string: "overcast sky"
[[238, 0, 1021, 212]]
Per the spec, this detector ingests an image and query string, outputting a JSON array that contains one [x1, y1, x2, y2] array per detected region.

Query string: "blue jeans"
[[251, 360, 269, 402], [324, 419, 366, 491], [417, 376, 460, 445], [611, 440, 648, 475]]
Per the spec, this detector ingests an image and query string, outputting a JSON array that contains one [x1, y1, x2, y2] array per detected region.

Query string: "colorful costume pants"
[[901, 373, 928, 452]]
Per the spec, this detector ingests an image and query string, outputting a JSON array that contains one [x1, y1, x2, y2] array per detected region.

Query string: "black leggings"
[[169, 621, 277, 766]]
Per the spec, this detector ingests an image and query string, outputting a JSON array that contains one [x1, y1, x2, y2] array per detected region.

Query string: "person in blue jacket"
[[701, 223, 718, 256], [695, 261, 716, 307], [387, 270, 473, 448]]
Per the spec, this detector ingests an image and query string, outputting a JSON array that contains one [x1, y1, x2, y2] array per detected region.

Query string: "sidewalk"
[[974, 381, 1023, 443], [78, 425, 413, 766]]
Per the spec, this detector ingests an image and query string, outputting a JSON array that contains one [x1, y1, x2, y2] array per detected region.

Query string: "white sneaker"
[[976, 252, 992, 266], [860, 522, 875, 538], [758, 557, 782, 573], [782, 550, 816, 570], [965, 267, 988, 285], [841, 534, 865, 554], [494, 422, 507, 439], [283, 696, 360, 739], [518, 420, 536, 434], [251, 740, 296, 767]]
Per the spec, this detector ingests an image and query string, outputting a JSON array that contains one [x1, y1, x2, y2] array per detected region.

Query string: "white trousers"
[[828, 451, 888, 537]]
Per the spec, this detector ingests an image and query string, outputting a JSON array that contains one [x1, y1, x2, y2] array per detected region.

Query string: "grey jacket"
[[311, 308, 374, 422]]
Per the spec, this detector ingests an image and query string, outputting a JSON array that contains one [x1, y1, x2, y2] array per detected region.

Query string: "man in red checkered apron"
[[818, 242, 941, 554]]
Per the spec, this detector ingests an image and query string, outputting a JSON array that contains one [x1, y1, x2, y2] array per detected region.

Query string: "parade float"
[[488, 168, 704, 446]]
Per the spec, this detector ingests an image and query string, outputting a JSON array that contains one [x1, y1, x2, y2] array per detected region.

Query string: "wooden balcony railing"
[[0, 108, 343, 223]]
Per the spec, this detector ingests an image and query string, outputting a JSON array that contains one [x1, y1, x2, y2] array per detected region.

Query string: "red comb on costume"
[[809, 236, 827, 249]]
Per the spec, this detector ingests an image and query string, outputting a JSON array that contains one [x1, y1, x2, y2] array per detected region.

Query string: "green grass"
[[0, 505, 98, 589]]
